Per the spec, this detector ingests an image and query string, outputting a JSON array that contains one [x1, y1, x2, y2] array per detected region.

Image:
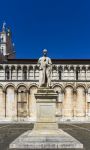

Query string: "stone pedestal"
[[9, 88, 83, 149], [34, 88, 58, 130]]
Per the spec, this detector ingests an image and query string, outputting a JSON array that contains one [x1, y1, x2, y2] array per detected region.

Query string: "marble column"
[[63, 86, 74, 117], [76, 87, 86, 117]]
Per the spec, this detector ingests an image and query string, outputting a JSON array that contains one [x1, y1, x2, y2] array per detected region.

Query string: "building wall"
[[0, 63, 90, 122]]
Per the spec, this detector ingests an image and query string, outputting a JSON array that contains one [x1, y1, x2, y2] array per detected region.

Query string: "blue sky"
[[0, 0, 90, 59]]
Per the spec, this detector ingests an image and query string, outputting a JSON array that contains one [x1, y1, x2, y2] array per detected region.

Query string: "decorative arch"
[[34, 66, 39, 80], [81, 66, 86, 80], [58, 66, 63, 71], [75, 85, 86, 117], [16, 83, 28, 91], [76, 84, 86, 90], [11, 66, 16, 80], [5, 84, 16, 118], [17, 85, 28, 118], [69, 66, 74, 80], [58, 66, 63, 80], [64, 84, 74, 90], [52, 65, 58, 80], [4, 83, 16, 92], [29, 66, 34, 80], [63, 85, 74, 117], [29, 84, 38, 118], [52, 83, 63, 88], [5, 66, 9, 80], [70, 66, 74, 71], [53, 85, 63, 97], [23, 66, 27, 80], [53, 84, 64, 116], [29, 83, 39, 89], [64, 66, 69, 80], [17, 66, 22, 80]]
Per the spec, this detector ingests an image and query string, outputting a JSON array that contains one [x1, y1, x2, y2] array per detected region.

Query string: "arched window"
[[76, 66, 80, 80], [0, 66, 4, 80], [64, 66, 68, 80], [6, 86, 15, 117], [17, 86, 27, 117], [69, 66, 74, 80], [34, 66, 39, 80], [81, 66, 86, 80], [76, 70, 78, 80], [53, 85, 63, 116], [63, 86, 74, 117], [29, 66, 33, 80], [23, 66, 27, 80], [17, 66, 22, 80], [29, 86, 38, 118], [5, 66, 9, 80], [52, 66, 57, 80], [76, 86, 86, 116], [58, 66, 62, 80], [11, 66, 16, 80]]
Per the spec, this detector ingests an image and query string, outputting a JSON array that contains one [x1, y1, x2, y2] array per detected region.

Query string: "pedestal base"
[[9, 88, 83, 149], [9, 129, 83, 149]]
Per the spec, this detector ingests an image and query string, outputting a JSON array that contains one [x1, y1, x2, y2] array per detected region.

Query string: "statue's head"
[[43, 49, 47, 56]]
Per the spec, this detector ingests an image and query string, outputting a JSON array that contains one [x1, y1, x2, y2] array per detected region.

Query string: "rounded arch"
[[70, 66, 74, 71], [29, 65, 33, 70], [35, 65, 39, 70], [53, 84, 63, 116], [82, 66, 86, 71], [16, 83, 28, 91], [29, 83, 39, 89], [5, 83, 16, 118], [52, 65, 57, 71], [58, 66, 63, 71], [64, 66, 69, 71], [4, 83, 16, 91], [29, 84, 38, 119], [76, 85, 86, 117], [34, 66, 39, 80], [64, 84, 74, 92], [76, 66, 80, 71], [17, 84, 28, 118], [63, 85, 74, 117], [76, 84, 86, 90], [23, 65, 27, 70], [5, 65, 9, 69], [11, 65, 15, 70], [52, 83, 64, 91], [17, 65, 21, 70]]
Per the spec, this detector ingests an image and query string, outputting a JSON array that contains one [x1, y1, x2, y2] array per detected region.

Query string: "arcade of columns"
[[0, 64, 90, 121]]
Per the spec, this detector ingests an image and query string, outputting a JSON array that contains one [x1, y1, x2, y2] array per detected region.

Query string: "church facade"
[[0, 23, 90, 122]]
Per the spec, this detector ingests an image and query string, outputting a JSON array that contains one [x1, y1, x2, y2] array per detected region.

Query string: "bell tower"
[[0, 22, 15, 62]]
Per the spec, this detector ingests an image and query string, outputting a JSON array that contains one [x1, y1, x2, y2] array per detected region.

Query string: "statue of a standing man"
[[38, 49, 52, 87]]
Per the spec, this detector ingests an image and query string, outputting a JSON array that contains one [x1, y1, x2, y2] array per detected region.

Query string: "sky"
[[0, 0, 90, 59]]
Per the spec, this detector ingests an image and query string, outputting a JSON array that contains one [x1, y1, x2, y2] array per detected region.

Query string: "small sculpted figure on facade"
[[38, 49, 52, 87]]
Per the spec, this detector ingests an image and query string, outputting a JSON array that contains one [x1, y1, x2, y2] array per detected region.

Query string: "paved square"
[[0, 123, 89, 150]]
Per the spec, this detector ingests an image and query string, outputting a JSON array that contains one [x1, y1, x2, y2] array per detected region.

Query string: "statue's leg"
[[46, 69, 51, 87]]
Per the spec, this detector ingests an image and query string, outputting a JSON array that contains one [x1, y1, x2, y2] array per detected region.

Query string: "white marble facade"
[[0, 63, 90, 122]]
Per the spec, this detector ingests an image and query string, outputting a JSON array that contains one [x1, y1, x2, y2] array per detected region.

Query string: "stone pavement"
[[0, 123, 89, 150]]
